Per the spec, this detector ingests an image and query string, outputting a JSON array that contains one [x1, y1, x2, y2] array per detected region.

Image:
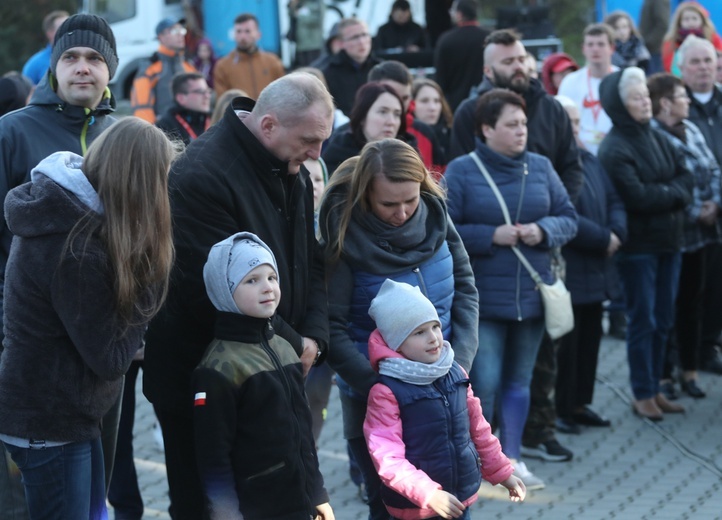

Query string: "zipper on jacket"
[[259, 330, 313, 513], [412, 267, 429, 296], [432, 381, 457, 493]]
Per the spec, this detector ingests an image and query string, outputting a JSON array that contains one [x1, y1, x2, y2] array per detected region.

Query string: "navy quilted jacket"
[[445, 139, 578, 321]]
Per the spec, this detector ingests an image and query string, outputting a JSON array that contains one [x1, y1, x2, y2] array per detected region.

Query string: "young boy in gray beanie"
[[192, 232, 334, 520], [363, 279, 525, 520]]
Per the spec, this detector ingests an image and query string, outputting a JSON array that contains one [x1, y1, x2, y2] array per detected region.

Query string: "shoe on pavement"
[[655, 393, 685, 414], [680, 378, 706, 398], [632, 398, 663, 421], [555, 416, 581, 434], [572, 406, 611, 427], [510, 460, 545, 490], [521, 438, 573, 462]]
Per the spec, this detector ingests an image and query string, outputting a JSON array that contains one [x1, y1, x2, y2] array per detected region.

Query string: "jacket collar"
[[214, 312, 274, 343]]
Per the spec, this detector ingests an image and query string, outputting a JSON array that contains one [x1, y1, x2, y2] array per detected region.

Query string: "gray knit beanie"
[[368, 279, 440, 351], [203, 232, 279, 314], [51, 14, 118, 79]]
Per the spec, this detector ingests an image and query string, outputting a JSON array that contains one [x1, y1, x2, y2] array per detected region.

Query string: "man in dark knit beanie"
[[50, 13, 118, 80], [0, 13, 119, 520]]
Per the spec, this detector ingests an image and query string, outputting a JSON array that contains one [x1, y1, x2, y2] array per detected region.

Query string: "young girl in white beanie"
[[364, 279, 526, 519]]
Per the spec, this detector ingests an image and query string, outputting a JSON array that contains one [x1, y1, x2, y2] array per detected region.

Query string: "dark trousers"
[[522, 333, 558, 446], [108, 360, 144, 519], [665, 248, 706, 378], [701, 243, 722, 356], [153, 405, 207, 520], [556, 303, 604, 417]]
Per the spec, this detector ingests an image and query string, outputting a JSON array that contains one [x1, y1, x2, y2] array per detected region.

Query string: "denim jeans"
[[470, 317, 545, 459], [3, 437, 107, 520], [617, 252, 682, 400]]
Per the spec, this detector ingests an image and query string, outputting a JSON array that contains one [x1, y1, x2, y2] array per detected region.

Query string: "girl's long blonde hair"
[[71, 117, 178, 327], [321, 138, 444, 262]]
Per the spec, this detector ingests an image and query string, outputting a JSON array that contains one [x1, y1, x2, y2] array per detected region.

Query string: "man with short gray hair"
[[678, 35, 722, 375], [143, 72, 333, 519]]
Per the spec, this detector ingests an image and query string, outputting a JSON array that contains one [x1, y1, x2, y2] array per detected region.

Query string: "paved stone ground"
[[122, 333, 722, 519]]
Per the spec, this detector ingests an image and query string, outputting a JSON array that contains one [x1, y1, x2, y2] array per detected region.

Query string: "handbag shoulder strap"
[[467, 151, 543, 285]]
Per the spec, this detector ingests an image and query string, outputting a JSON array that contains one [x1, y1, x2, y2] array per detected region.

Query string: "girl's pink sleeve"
[[364, 383, 442, 508], [466, 382, 514, 485]]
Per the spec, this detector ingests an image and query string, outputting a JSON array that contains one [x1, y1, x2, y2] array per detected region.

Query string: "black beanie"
[[50, 14, 118, 79]]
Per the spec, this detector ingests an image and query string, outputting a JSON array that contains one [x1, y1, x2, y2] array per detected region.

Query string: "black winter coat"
[[321, 50, 382, 117], [686, 84, 722, 166], [598, 70, 693, 254], [144, 97, 329, 414], [449, 77, 583, 202], [563, 150, 627, 305]]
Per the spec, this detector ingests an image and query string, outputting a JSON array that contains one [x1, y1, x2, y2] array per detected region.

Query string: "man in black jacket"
[[143, 72, 333, 520], [156, 72, 211, 145], [433, 0, 489, 111], [322, 18, 382, 116], [679, 35, 722, 375], [449, 29, 583, 466]]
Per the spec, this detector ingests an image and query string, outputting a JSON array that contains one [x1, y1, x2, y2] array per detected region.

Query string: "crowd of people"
[[2, 0, 722, 519]]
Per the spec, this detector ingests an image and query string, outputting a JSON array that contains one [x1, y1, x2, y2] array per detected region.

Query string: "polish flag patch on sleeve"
[[194, 392, 207, 406]]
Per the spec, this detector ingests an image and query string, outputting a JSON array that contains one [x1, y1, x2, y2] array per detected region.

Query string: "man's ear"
[[259, 114, 278, 139]]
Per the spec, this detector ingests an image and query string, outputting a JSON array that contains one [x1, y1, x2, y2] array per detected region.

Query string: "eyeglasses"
[[344, 32, 370, 42], [168, 27, 187, 36], [186, 89, 212, 96]]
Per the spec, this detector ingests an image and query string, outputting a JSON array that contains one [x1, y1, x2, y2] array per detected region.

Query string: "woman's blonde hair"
[[664, 1, 717, 43], [73, 117, 178, 327], [322, 138, 444, 262]]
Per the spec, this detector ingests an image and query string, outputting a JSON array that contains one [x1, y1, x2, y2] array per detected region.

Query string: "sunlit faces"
[[680, 44, 717, 94], [397, 321, 444, 364], [667, 85, 691, 121], [362, 92, 402, 142], [582, 34, 614, 66], [367, 176, 420, 227], [47, 15, 68, 43], [486, 41, 530, 94], [379, 79, 412, 110], [680, 8, 704, 30], [265, 101, 333, 174], [159, 23, 187, 52], [177, 78, 212, 113], [196, 41, 213, 61], [54, 47, 109, 109], [562, 104, 581, 142], [613, 17, 632, 43], [413, 85, 442, 126], [232, 264, 280, 319], [304, 158, 325, 210], [234, 19, 261, 52], [341, 21, 372, 64], [482, 104, 528, 157], [623, 82, 652, 124]]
